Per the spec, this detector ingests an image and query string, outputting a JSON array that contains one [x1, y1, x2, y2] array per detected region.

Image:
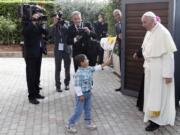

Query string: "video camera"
[[18, 4, 48, 23]]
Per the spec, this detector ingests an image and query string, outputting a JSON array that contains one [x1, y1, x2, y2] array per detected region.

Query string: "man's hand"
[[79, 95, 85, 102], [133, 53, 138, 60], [118, 33, 122, 39], [32, 13, 40, 20], [32, 21, 37, 25], [76, 35, 83, 40], [74, 35, 83, 43], [164, 78, 172, 84], [83, 27, 90, 34], [32, 13, 40, 25], [42, 47, 47, 55]]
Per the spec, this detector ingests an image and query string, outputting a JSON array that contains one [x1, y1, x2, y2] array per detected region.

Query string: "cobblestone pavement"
[[0, 58, 180, 135]]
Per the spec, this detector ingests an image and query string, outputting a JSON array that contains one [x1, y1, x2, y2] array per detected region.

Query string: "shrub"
[[0, 16, 17, 45]]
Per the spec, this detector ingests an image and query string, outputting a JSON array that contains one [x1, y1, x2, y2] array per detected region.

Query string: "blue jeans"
[[68, 92, 92, 127]]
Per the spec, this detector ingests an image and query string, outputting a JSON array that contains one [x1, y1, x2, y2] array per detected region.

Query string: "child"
[[66, 54, 110, 133]]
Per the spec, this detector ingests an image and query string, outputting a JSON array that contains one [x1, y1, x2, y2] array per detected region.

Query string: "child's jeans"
[[68, 92, 92, 127]]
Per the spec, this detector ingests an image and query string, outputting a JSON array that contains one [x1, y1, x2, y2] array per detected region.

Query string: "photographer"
[[94, 13, 108, 64], [49, 12, 71, 92], [67, 11, 97, 71], [22, 12, 48, 105]]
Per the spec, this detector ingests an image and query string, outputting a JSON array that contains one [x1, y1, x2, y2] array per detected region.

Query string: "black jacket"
[[49, 21, 71, 54], [94, 21, 108, 40], [67, 22, 97, 57], [22, 22, 48, 58]]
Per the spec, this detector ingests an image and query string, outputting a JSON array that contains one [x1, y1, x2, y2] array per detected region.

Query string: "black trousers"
[[54, 50, 71, 89], [98, 47, 104, 64], [118, 44, 121, 70], [118, 44, 122, 87], [73, 57, 78, 72], [87, 54, 97, 67], [136, 74, 144, 111], [36, 53, 42, 90], [25, 57, 41, 99]]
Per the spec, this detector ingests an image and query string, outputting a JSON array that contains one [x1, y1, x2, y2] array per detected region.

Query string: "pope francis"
[[141, 11, 177, 132]]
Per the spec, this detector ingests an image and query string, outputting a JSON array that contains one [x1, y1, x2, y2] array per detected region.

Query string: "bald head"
[[141, 11, 157, 31]]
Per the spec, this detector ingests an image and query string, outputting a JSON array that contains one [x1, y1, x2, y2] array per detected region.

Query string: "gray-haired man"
[[113, 9, 123, 92]]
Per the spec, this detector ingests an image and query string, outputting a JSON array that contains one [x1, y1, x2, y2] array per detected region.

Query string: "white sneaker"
[[66, 125, 77, 133], [85, 123, 97, 130]]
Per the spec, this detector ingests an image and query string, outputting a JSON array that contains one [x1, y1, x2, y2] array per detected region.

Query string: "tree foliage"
[[0, 0, 121, 45], [0, 3, 19, 45], [0, 16, 17, 44]]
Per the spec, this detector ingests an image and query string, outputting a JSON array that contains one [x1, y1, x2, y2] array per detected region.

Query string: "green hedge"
[[0, 16, 17, 44], [0, 3, 20, 44]]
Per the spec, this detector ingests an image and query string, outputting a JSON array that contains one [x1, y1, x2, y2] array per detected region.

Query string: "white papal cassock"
[[142, 22, 177, 126]]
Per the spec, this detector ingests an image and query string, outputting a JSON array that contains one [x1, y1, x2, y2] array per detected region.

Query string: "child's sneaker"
[[66, 125, 77, 133], [85, 123, 97, 130]]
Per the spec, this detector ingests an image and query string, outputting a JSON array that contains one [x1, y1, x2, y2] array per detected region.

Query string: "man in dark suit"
[[67, 11, 97, 71], [113, 9, 123, 92], [22, 12, 48, 104], [94, 13, 108, 64], [49, 12, 71, 92]]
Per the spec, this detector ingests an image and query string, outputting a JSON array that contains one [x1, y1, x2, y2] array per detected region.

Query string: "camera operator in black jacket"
[[67, 11, 97, 71], [22, 12, 48, 105]]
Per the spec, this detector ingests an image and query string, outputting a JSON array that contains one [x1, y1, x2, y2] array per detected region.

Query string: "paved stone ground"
[[0, 58, 180, 135]]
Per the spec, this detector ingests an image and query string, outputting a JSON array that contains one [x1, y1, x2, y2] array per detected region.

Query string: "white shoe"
[[85, 123, 97, 130], [66, 125, 77, 133]]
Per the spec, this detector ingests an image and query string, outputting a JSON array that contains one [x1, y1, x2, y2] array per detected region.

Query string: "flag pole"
[[109, 35, 117, 59]]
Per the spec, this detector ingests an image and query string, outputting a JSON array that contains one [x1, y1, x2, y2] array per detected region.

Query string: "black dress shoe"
[[145, 121, 160, 132], [36, 94, 45, 99], [36, 87, 42, 90], [65, 85, 70, 91], [38, 87, 42, 90], [29, 99, 40, 105], [115, 87, 121, 92], [138, 108, 143, 111], [56, 88, 62, 92]]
